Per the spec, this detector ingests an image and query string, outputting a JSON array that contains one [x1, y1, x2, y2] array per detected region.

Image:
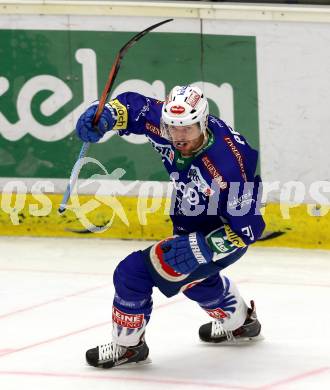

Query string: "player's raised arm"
[[75, 92, 163, 143], [75, 100, 117, 143]]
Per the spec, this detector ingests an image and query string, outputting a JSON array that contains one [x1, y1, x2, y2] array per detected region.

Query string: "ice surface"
[[0, 236, 329, 390]]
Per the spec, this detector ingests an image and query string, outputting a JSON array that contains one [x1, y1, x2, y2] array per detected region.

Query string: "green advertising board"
[[0, 29, 259, 181]]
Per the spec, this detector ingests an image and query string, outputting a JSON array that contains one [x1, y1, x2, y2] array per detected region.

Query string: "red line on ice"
[[0, 320, 113, 358], [0, 282, 112, 320], [0, 370, 253, 390], [253, 366, 330, 390], [0, 267, 113, 276], [0, 297, 185, 359], [0, 349, 17, 356]]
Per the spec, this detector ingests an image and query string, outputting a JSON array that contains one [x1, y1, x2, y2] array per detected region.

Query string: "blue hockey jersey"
[[108, 92, 265, 297], [109, 92, 265, 244]]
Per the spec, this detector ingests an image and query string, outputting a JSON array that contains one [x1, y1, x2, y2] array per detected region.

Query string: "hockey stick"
[[58, 18, 173, 214]]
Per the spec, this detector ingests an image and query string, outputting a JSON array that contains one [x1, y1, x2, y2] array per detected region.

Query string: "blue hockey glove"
[[160, 232, 213, 275], [76, 101, 117, 143]]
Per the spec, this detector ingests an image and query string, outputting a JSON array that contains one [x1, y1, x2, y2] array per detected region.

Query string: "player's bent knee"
[[113, 251, 154, 300]]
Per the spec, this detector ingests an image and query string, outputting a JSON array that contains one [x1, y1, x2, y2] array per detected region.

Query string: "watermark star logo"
[[65, 157, 137, 233]]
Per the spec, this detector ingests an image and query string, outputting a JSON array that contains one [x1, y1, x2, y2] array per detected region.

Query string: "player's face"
[[168, 124, 204, 156]]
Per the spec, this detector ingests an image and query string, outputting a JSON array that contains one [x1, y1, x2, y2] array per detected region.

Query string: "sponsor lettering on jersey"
[[224, 224, 246, 247], [201, 156, 227, 190], [147, 137, 174, 164], [112, 307, 144, 328], [186, 90, 201, 108], [205, 307, 229, 320], [135, 101, 150, 121], [228, 126, 246, 145], [228, 190, 253, 209], [188, 165, 214, 197], [224, 137, 247, 181], [146, 121, 161, 136], [109, 99, 128, 130]]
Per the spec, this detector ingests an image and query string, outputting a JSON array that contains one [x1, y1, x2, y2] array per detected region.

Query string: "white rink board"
[[0, 8, 330, 198], [0, 236, 329, 390], [203, 19, 330, 191]]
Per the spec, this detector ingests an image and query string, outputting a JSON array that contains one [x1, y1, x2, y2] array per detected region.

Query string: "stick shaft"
[[58, 142, 90, 213], [93, 19, 173, 124], [58, 18, 173, 214]]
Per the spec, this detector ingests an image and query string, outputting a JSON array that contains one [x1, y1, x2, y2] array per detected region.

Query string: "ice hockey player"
[[75, 85, 265, 368]]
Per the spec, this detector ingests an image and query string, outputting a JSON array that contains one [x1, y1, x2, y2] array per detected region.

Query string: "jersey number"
[[229, 127, 245, 145]]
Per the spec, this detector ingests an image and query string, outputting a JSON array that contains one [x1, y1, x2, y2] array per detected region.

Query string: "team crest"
[[188, 165, 214, 197]]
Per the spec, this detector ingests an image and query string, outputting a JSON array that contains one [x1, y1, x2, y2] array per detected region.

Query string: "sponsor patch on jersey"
[[209, 235, 232, 253], [188, 165, 214, 196], [109, 99, 128, 130], [112, 307, 144, 329], [201, 156, 227, 190], [170, 105, 185, 114], [224, 137, 247, 181], [146, 121, 161, 136], [149, 239, 189, 282], [205, 307, 229, 320], [224, 224, 246, 247], [228, 191, 253, 210], [186, 90, 201, 108], [147, 137, 174, 164]]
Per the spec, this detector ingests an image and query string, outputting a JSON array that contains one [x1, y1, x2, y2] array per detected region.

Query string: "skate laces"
[[211, 321, 234, 342], [98, 342, 126, 362]]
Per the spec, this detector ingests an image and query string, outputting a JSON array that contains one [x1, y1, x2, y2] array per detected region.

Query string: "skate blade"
[[115, 357, 152, 368], [200, 333, 264, 346]]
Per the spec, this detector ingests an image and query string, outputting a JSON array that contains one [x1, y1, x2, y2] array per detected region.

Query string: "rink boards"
[[0, 193, 329, 250], [1, 3, 330, 250]]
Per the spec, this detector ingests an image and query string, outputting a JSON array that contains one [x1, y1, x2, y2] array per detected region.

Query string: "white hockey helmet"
[[161, 85, 209, 140]]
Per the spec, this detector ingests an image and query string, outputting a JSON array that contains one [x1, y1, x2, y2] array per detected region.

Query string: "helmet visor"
[[160, 120, 202, 142]]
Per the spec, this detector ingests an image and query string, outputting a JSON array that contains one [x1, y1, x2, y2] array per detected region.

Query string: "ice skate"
[[86, 338, 150, 368], [199, 300, 263, 344]]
